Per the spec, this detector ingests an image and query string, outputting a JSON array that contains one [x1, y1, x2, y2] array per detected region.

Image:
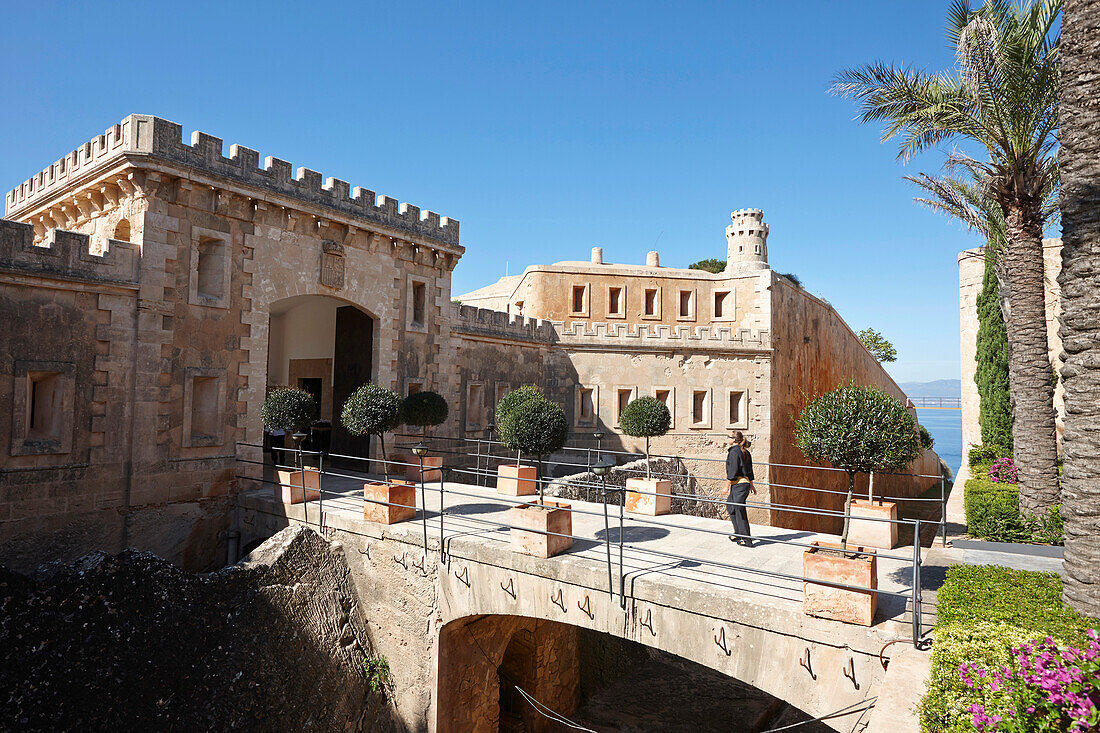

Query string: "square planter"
[[363, 480, 417, 525], [848, 500, 898, 549], [509, 501, 573, 558], [803, 541, 878, 626], [625, 477, 672, 516], [274, 468, 321, 504], [497, 464, 537, 496], [405, 455, 443, 483]]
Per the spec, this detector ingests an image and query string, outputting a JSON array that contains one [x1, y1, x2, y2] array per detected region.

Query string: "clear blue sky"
[[1, 1, 1002, 383]]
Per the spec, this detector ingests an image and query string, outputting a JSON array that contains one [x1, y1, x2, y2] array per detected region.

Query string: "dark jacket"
[[725, 444, 755, 482]]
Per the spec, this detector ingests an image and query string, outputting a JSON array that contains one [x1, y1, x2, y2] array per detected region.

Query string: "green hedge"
[[964, 471, 1064, 544], [919, 566, 1097, 732]]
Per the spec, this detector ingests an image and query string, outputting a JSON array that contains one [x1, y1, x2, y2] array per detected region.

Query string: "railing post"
[[940, 474, 948, 547], [439, 463, 446, 562], [418, 454, 429, 561], [912, 518, 922, 647], [618, 488, 626, 609]]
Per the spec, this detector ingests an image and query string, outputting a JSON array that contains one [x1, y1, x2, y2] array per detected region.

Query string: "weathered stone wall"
[[0, 525, 384, 732], [769, 275, 945, 533]]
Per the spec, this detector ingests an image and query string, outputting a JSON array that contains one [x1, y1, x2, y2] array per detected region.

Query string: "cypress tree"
[[975, 252, 1012, 449]]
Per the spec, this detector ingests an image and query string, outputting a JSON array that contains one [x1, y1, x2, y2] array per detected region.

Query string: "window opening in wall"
[[190, 376, 220, 441], [714, 291, 728, 318], [113, 218, 131, 242], [412, 281, 426, 325], [578, 388, 595, 424], [196, 237, 226, 301], [572, 285, 586, 314], [407, 381, 423, 396], [467, 384, 484, 428], [692, 390, 708, 425], [617, 388, 633, 418], [27, 371, 63, 441], [298, 378, 323, 410], [514, 300, 524, 316], [679, 290, 693, 318], [655, 389, 670, 407], [608, 286, 622, 316], [644, 288, 658, 316], [729, 390, 745, 425]]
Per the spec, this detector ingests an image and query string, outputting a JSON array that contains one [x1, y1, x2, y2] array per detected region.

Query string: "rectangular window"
[[608, 286, 623, 317], [27, 371, 64, 441], [190, 376, 220, 442], [495, 383, 511, 411], [728, 390, 747, 427], [617, 388, 633, 417], [572, 285, 587, 314], [655, 389, 670, 407], [412, 281, 426, 325], [577, 387, 595, 426], [466, 383, 484, 430], [692, 389, 709, 426], [679, 290, 694, 319], [196, 238, 226, 301], [653, 387, 674, 429], [407, 381, 423, 396], [713, 291, 728, 319], [644, 288, 658, 316]]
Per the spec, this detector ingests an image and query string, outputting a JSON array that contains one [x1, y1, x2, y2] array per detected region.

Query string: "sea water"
[[916, 407, 963, 477]]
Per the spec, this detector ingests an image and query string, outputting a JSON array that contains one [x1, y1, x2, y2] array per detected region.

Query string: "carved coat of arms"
[[320, 240, 345, 289]]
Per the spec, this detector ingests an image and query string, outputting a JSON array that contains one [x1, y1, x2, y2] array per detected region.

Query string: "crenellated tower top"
[[724, 208, 769, 273]]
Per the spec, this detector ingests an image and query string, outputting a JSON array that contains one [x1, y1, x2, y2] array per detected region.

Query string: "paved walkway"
[[256, 464, 931, 636]]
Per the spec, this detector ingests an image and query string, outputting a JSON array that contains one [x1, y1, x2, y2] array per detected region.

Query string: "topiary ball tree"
[[794, 384, 922, 549], [261, 387, 318, 435], [499, 395, 569, 504], [341, 383, 402, 478], [618, 396, 672, 479], [400, 391, 449, 438], [496, 385, 543, 464]]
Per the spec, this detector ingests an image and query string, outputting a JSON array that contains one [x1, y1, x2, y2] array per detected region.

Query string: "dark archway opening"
[[498, 628, 536, 732]]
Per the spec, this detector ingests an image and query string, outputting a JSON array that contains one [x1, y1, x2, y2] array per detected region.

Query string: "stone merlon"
[[4, 114, 460, 249]]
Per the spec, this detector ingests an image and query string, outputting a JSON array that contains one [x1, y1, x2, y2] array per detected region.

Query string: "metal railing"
[[236, 441, 936, 648], [909, 397, 962, 409]]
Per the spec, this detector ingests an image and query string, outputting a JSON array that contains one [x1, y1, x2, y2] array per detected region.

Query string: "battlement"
[[5, 115, 460, 248], [0, 219, 139, 286], [452, 305, 770, 350], [731, 208, 765, 221]]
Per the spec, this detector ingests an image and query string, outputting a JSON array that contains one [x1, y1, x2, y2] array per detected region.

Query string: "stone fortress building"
[[0, 114, 943, 572]]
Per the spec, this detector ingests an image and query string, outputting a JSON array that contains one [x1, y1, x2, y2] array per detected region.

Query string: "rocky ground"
[[0, 526, 386, 732]]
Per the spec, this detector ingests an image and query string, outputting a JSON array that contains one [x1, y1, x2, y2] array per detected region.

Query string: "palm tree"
[[833, 0, 1062, 513], [1057, 0, 1100, 617]]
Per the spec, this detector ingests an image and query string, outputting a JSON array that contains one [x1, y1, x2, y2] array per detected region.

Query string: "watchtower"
[[724, 209, 769, 273]]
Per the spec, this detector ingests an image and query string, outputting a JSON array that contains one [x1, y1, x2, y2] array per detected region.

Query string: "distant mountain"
[[899, 379, 962, 399]]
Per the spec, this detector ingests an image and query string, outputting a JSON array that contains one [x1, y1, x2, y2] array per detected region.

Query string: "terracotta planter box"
[[848, 500, 898, 549], [624, 477, 672, 516], [405, 455, 443, 483], [509, 501, 573, 558], [274, 468, 321, 504], [363, 480, 417, 525], [497, 464, 537, 496], [803, 541, 878, 626]]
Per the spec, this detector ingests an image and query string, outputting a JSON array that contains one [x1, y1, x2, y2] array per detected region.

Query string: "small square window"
[[714, 291, 729, 319], [407, 381, 423, 396], [679, 290, 695, 319], [11, 361, 75, 456], [571, 285, 588, 315]]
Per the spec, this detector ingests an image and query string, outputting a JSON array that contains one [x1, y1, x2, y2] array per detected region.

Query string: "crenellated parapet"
[[5, 115, 460, 248], [451, 304, 770, 351], [553, 319, 770, 350], [0, 219, 139, 286]]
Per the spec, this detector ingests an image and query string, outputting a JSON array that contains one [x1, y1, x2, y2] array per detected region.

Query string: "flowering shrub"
[[989, 457, 1019, 484], [959, 631, 1100, 732]]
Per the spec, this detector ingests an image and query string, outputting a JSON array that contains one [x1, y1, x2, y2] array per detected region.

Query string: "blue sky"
[[0, 1, 1003, 383]]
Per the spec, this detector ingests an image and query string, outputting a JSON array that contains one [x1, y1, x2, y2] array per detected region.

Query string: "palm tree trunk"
[[1001, 200, 1060, 514], [1059, 0, 1100, 618]]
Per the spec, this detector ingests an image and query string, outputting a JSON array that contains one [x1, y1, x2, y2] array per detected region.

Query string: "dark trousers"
[[726, 480, 751, 539]]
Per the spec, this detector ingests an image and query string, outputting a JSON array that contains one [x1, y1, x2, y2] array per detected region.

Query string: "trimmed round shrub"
[[495, 385, 542, 429], [341, 384, 401, 438], [260, 387, 317, 434], [499, 396, 569, 460], [401, 391, 448, 430], [619, 397, 672, 440]]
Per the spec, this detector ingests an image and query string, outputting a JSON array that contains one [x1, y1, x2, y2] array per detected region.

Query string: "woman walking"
[[725, 431, 756, 547]]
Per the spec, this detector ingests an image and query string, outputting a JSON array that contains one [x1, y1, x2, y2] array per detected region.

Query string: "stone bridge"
[[237, 473, 929, 732]]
